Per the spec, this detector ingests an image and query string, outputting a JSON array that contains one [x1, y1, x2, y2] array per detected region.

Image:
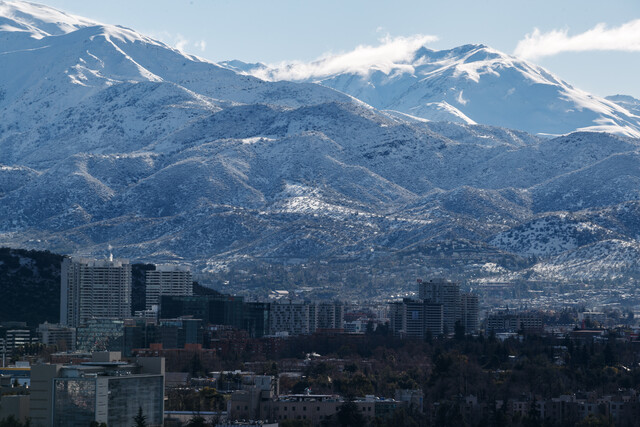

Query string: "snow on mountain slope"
[[233, 44, 640, 137], [3, 2, 640, 286], [532, 152, 640, 212], [0, 0, 96, 39], [531, 239, 640, 281], [607, 95, 640, 116], [490, 214, 619, 257]]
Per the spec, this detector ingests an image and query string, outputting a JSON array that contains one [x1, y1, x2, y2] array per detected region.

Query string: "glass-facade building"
[[30, 355, 165, 427], [52, 374, 163, 427], [76, 318, 124, 352]]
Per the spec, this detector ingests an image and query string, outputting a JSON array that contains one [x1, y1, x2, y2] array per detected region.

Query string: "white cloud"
[[195, 39, 207, 52], [251, 34, 438, 81], [174, 34, 188, 52], [515, 20, 640, 60]]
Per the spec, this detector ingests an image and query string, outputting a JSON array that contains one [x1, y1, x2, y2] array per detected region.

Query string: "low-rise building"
[[29, 351, 164, 427]]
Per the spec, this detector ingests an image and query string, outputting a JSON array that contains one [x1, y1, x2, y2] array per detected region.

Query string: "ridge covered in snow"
[[227, 44, 640, 137], [2, 2, 640, 290]]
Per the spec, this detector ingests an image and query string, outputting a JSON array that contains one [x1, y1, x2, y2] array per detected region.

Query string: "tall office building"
[[316, 301, 344, 330], [390, 279, 478, 338], [145, 265, 192, 310], [60, 257, 132, 328], [418, 279, 461, 333], [389, 299, 443, 339], [460, 292, 479, 333], [269, 300, 315, 335]]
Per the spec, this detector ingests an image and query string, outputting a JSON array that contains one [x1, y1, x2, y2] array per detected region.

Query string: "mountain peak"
[[0, 1, 97, 38]]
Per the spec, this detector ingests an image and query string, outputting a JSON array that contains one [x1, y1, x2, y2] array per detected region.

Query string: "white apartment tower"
[[145, 265, 192, 310], [60, 257, 132, 328], [270, 300, 314, 335]]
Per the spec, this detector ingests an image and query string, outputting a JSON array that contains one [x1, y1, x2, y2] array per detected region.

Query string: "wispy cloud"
[[151, 31, 205, 54], [251, 34, 438, 81], [195, 39, 207, 52], [515, 20, 640, 60], [174, 34, 188, 52]]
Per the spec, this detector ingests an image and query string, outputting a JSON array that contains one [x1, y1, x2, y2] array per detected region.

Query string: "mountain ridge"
[[224, 44, 640, 138], [1, 2, 640, 295]]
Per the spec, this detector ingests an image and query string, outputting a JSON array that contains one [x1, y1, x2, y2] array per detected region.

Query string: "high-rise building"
[[269, 300, 315, 335], [418, 279, 460, 333], [316, 301, 344, 330], [389, 299, 443, 339], [145, 265, 192, 310], [390, 279, 478, 338], [460, 292, 479, 333], [243, 302, 271, 338], [60, 257, 132, 328], [159, 295, 245, 330]]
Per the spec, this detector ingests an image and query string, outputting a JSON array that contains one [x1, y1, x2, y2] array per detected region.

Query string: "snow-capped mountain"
[[228, 45, 640, 138], [2, 1, 640, 291], [607, 95, 640, 117]]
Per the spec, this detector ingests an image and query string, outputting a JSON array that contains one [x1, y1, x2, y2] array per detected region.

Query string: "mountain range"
[[222, 45, 640, 138], [2, 1, 640, 294]]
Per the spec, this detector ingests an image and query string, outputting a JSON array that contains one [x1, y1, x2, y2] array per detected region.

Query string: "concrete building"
[[269, 300, 315, 335], [486, 311, 543, 333], [418, 279, 461, 333], [316, 302, 344, 330], [390, 279, 478, 338], [0, 394, 30, 423], [461, 292, 479, 333], [395, 389, 424, 412], [229, 393, 402, 426], [60, 257, 132, 328], [29, 352, 164, 427], [389, 299, 444, 339], [145, 265, 192, 311], [1, 329, 33, 356], [37, 323, 76, 352]]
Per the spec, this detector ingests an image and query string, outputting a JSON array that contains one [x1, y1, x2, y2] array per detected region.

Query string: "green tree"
[[132, 406, 147, 427]]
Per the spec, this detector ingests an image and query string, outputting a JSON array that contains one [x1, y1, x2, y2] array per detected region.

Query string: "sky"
[[37, 0, 640, 98]]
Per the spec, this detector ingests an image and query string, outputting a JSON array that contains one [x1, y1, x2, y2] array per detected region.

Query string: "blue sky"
[[40, 0, 640, 98]]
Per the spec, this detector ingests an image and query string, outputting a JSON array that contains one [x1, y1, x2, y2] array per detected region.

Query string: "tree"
[[336, 400, 366, 427], [0, 416, 30, 427], [132, 406, 147, 427], [186, 415, 207, 427]]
